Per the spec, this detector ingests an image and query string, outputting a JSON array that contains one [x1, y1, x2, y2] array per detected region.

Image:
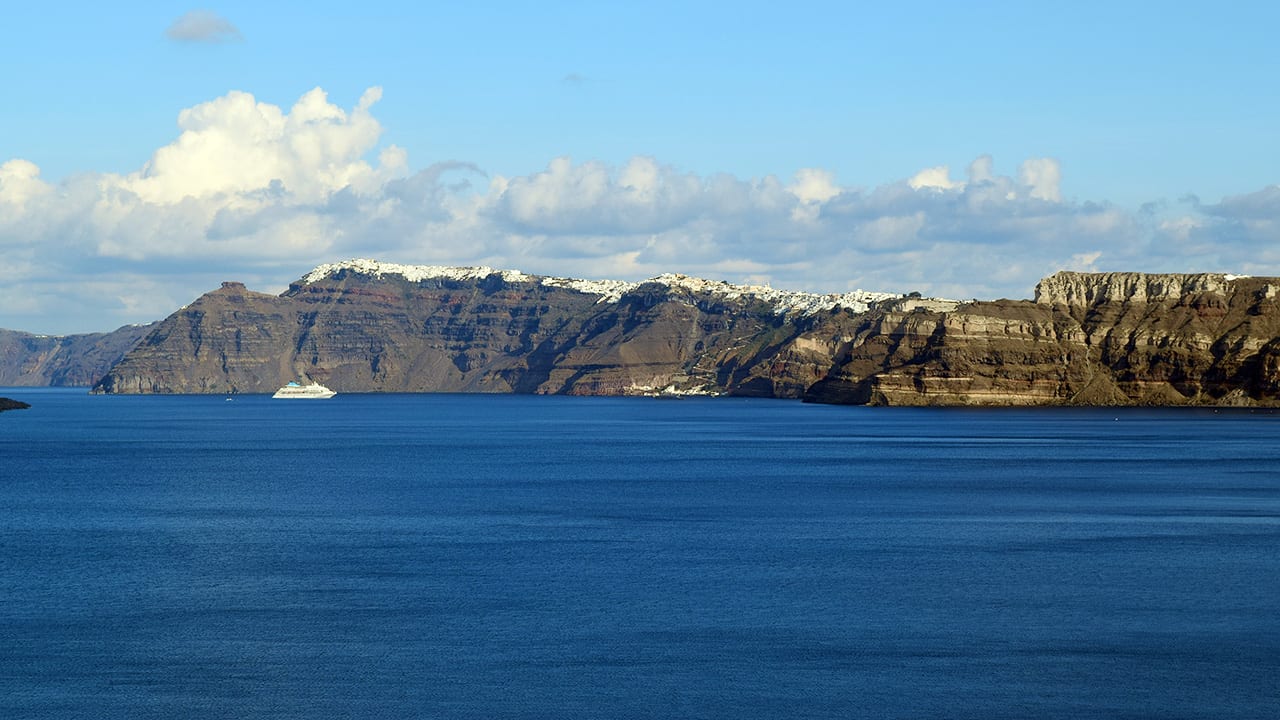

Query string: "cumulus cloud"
[[1145, 185, 1280, 271], [1018, 157, 1062, 202], [2, 86, 1278, 334], [0, 87, 416, 331], [788, 169, 841, 205], [0, 159, 50, 211], [165, 10, 242, 43], [908, 166, 962, 191], [967, 155, 995, 185], [126, 86, 398, 205]]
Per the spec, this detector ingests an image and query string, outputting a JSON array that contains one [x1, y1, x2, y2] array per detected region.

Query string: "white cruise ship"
[[271, 381, 337, 399]]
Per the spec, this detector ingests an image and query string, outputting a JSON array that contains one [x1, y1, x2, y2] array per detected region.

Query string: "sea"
[[2, 388, 1279, 719]]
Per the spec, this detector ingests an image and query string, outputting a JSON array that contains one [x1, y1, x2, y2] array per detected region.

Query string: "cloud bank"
[[1, 87, 1276, 334]]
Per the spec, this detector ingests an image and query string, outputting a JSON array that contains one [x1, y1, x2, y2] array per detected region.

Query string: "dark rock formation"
[[0, 397, 31, 412], [92, 261, 893, 397], [0, 324, 154, 387], [805, 271, 1280, 406]]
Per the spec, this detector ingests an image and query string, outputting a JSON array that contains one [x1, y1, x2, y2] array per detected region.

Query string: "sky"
[[2, 1, 1278, 334]]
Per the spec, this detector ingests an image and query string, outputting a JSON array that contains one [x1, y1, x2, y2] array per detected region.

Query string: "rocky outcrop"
[[1033, 270, 1238, 307], [0, 397, 31, 412], [0, 324, 154, 387], [92, 262, 897, 397], [805, 272, 1280, 406]]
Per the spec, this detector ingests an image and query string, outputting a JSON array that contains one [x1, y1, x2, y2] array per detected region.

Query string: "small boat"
[[272, 381, 337, 399]]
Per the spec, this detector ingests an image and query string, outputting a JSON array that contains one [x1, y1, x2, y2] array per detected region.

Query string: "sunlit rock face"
[[806, 272, 1280, 406], [91, 260, 897, 397]]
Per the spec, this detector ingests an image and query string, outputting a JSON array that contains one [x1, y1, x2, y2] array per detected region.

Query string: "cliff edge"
[[86, 263, 1280, 406], [0, 325, 154, 387], [805, 271, 1280, 406], [92, 262, 897, 397]]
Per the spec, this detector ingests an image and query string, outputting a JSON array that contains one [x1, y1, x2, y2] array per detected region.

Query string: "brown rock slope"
[[0, 325, 154, 387], [805, 272, 1280, 406], [92, 262, 894, 396]]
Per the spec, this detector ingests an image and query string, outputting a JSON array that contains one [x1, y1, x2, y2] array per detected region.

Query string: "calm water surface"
[[2, 388, 1279, 719]]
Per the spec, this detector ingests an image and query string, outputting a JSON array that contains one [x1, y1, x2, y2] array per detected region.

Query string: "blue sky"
[[2, 2, 1278, 333]]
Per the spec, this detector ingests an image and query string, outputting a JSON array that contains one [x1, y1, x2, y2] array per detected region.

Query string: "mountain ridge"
[[93, 262, 888, 397], [6, 259, 1280, 406], [0, 324, 155, 387]]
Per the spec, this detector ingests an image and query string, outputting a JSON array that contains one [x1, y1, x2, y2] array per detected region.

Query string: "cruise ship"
[[271, 381, 337, 399]]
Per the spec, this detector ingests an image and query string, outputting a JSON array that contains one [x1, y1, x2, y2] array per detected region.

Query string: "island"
[[5, 259, 1280, 407], [0, 397, 31, 412]]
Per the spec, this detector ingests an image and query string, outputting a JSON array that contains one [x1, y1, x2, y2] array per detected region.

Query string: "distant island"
[[5, 259, 1280, 407], [0, 397, 31, 412]]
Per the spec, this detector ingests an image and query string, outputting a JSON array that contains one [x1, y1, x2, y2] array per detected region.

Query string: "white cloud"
[[0, 159, 51, 212], [788, 168, 841, 204], [1018, 157, 1062, 202], [1066, 251, 1103, 272], [787, 168, 841, 223], [485, 156, 712, 236], [2, 86, 1278, 334], [967, 155, 995, 184], [1157, 216, 1204, 241], [908, 165, 963, 191], [165, 10, 242, 43], [124, 86, 399, 205]]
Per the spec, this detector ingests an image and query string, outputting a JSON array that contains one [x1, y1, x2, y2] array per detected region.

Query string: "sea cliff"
[[91, 262, 895, 397], [804, 271, 1280, 406], [51, 263, 1280, 406], [0, 325, 153, 387]]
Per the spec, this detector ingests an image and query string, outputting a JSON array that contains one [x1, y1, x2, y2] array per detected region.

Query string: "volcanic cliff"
[[91, 260, 895, 397], [804, 271, 1280, 406], [86, 263, 1280, 406], [0, 325, 155, 387]]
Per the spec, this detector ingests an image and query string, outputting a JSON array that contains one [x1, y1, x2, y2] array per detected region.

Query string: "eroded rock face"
[[87, 265, 1280, 405], [1033, 271, 1234, 307], [0, 325, 154, 387], [92, 264, 892, 397], [806, 273, 1280, 406], [91, 283, 299, 394]]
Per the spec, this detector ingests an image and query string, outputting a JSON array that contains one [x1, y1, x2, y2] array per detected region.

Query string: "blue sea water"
[[2, 388, 1279, 719]]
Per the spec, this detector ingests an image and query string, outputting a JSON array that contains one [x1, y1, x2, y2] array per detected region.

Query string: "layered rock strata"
[[85, 264, 1280, 406], [0, 325, 154, 387], [92, 262, 896, 397], [805, 272, 1280, 406]]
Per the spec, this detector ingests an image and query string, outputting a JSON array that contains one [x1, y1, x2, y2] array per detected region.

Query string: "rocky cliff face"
[[805, 271, 1280, 406], [0, 325, 154, 387], [92, 261, 896, 397], [85, 264, 1280, 405]]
